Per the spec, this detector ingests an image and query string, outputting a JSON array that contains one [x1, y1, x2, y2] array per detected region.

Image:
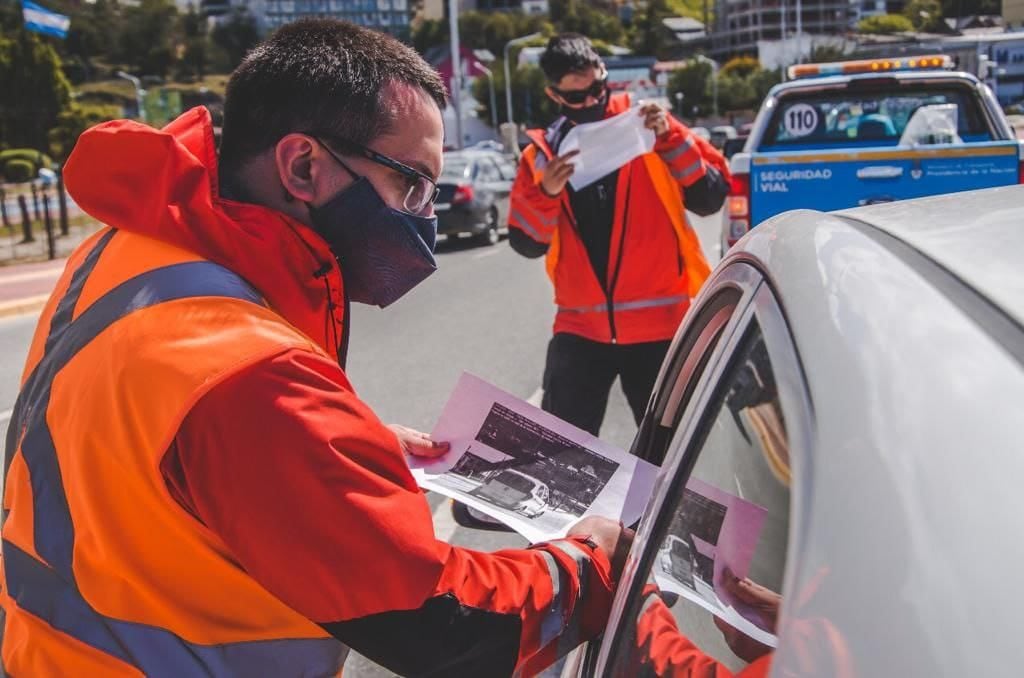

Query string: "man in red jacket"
[[1, 20, 630, 677], [509, 34, 730, 436]]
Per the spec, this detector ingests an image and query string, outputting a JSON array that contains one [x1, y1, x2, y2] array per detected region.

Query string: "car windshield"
[[759, 83, 993, 150], [493, 471, 535, 494], [440, 157, 472, 182]]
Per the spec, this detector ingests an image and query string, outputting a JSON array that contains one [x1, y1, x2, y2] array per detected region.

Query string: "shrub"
[[0, 149, 53, 173], [3, 159, 35, 183], [858, 14, 914, 34]]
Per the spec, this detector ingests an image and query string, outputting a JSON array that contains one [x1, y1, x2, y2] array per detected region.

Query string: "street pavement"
[[0, 209, 722, 677]]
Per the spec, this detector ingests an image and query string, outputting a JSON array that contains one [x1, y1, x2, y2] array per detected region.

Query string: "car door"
[[562, 265, 813, 677], [491, 155, 517, 230]]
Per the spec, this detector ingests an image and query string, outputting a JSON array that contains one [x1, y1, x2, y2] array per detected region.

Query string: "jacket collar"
[[63, 107, 346, 363]]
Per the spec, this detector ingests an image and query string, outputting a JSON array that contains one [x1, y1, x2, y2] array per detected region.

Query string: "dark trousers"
[[541, 332, 672, 436]]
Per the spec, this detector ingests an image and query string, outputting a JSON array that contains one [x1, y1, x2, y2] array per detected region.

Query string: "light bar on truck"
[[787, 55, 953, 81]]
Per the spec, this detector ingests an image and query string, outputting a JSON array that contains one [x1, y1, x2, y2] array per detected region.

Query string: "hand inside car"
[[568, 516, 634, 582], [389, 424, 450, 459], [712, 568, 781, 663]]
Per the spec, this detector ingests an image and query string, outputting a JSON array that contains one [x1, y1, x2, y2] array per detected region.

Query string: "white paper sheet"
[[410, 373, 659, 544], [559, 108, 656, 191]]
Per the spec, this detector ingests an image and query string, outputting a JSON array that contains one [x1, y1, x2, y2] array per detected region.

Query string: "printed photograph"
[[432, 402, 619, 529], [656, 487, 728, 603]]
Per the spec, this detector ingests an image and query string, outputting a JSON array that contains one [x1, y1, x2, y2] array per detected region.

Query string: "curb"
[[0, 294, 49, 319]]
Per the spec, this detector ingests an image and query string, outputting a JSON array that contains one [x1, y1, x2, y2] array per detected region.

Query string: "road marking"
[[432, 497, 459, 542], [0, 408, 12, 424], [734, 475, 745, 499], [0, 268, 62, 285], [472, 249, 503, 260], [527, 387, 543, 407]]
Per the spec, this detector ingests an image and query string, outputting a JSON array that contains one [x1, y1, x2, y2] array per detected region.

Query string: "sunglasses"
[[552, 73, 609, 106], [315, 136, 440, 215]]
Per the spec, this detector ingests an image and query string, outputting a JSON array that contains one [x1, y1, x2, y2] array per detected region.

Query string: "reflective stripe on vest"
[[3, 230, 345, 676], [557, 294, 689, 315]]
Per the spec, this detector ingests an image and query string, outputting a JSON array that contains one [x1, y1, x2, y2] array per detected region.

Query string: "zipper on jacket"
[[606, 179, 633, 344]]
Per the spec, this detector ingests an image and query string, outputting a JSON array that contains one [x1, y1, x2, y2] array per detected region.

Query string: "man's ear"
[[544, 86, 563, 106], [274, 134, 318, 204]]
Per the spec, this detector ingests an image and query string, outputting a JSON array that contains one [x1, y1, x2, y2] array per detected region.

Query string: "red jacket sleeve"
[[162, 349, 613, 675], [633, 586, 771, 678], [654, 115, 731, 190], [508, 150, 562, 246]]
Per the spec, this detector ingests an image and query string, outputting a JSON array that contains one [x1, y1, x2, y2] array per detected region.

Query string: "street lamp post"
[[447, 0, 464, 150], [477, 64, 499, 131], [116, 70, 146, 123], [504, 32, 542, 126]]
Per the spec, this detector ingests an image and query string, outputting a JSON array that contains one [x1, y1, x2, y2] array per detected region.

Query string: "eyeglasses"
[[314, 136, 440, 214], [551, 72, 609, 106]]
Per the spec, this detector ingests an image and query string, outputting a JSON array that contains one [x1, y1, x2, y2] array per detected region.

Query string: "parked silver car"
[[559, 184, 1024, 676], [436, 150, 516, 246]]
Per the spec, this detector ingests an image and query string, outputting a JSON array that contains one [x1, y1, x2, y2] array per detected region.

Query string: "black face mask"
[[562, 90, 610, 125]]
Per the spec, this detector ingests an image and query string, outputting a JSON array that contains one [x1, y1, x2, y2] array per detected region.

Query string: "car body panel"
[[436, 150, 515, 242], [718, 191, 1024, 675], [577, 184, 1024, 676]]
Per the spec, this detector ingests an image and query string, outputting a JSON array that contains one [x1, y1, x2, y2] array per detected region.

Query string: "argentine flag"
[[21, 0, 70, 39]]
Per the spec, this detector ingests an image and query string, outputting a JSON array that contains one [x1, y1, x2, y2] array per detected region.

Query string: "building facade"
[[227, 0, 412, 37], [711, 0, 856, 58]]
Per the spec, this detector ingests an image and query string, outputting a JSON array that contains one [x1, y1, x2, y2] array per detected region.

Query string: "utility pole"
[[795, 0, 802, 64], [448, 0, 464, 150], [504, 32, 542, 126]]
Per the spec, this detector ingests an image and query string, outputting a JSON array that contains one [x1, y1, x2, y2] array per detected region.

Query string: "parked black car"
[[436, 150, 516, 246]]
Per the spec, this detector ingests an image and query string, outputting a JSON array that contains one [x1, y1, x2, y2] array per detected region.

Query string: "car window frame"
[[630, 263, 763, 467], [591, 281, 815, 677]]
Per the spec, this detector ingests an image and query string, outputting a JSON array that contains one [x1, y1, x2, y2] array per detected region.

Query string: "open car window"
[[598, 284, 812, 677]]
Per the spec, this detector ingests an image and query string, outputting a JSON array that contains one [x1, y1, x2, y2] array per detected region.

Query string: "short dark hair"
[[219, 19, 447, 171], [539, 33, 602, 84]]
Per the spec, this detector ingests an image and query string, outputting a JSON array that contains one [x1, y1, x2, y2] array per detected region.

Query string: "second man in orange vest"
[[509, 34, 730, 435]]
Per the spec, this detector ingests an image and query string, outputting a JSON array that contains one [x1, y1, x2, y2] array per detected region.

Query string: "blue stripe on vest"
[[3, 249, 345, 675], [4, 540, 346, 677]]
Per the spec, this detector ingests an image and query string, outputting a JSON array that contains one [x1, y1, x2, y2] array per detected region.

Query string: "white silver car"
[[561, 184, 1024, 676]]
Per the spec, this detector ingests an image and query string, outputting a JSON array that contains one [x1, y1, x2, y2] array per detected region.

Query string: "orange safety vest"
[[1, 228, 346, 675], [513, 95, 713, 345]]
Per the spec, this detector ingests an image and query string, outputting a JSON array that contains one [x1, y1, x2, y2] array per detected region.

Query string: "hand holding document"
[[409, 373, 658, 544], [559, 107, 656, 191]]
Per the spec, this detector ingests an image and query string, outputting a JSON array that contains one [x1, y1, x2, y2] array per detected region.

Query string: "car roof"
[[767, 69, 981, 98], [730, 188, 1024, 675], [835, 185, 1024, 329]]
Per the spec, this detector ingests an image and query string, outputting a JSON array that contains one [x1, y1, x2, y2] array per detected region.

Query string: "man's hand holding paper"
[[558, 106, 657, 190]]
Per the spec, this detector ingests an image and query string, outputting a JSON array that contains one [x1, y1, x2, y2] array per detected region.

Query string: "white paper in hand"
[[559, 107, 656, 191]]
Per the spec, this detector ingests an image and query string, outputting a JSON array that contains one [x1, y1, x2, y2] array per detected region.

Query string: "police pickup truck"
[[724, 55, 1023, 249]]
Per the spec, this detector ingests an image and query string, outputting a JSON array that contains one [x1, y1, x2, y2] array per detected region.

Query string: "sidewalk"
[[0, 220, 103, 318]]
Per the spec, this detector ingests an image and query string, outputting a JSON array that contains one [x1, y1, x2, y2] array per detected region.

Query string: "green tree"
[[472, 61, 559, 129], [904, 0, 945, 31], [750, 66, 782, 100], [177, 8, 210, 80], [117, 0, 178, 78], [716, 72, 757, 112], [857, 13, 915, 33], [631, 0, 674, 58], [48, 102, 121, 160], [667, 59, 712, 118], [808, 44, 850, 63], [0, 31, 73, 151], [720, 56, 760, 79], [211, 10, 259, 72]]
